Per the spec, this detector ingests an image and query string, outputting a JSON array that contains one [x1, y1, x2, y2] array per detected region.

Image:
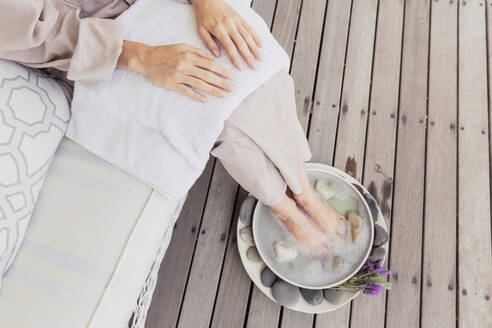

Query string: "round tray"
[[237, 163, 389, 313]]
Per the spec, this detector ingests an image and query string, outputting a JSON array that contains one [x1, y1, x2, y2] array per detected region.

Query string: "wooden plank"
[[309, 0, 353, 327], [177, 163, 239, 328], [245, 286, 281, 328], [458, 1, 492, 327], [385, 0, 430, 327], [271, 0, 302, 57], [239, 1, 285, 326], [349, 0, 404, 327], [280, 309, 313, 328], [308, 0, 352, 165], [146, 159, 214, 328], [317, 0, 378, 326], [332, 0, 378, 181], [210, 2, 279, 326], [252, 0, 276, 27], [420, 1, 458, 327], [210, 190, 251, 328], [275, 1, 327, 326], [289, 0, 327, 130]]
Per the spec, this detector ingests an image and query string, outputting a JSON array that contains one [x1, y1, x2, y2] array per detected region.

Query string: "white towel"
[[67, 0, 290, 199]]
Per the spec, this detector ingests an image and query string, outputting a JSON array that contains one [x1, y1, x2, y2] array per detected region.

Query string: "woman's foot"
[[294, 167, 347, 238], [293, 191, 346, 237], [271, 196, 329, 253]]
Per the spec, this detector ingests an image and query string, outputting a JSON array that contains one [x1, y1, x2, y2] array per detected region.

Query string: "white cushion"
[[0, 138, 182, 327], [0, 60, 70, 288]]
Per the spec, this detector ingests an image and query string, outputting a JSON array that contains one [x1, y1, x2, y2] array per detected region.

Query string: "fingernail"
[[213, 49, 220, 57], [226, 82, 234, 91]]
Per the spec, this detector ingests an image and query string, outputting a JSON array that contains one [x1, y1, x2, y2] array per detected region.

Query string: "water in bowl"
[[254, 170, 371, 288]]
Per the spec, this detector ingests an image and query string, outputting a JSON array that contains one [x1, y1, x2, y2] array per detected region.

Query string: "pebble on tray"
[[273, 241, 298, 262], [272, 280, 300, 307], [239, 227, 255, 246], [348, 211, 363, 243], [373, 225, 389, 246], [261, 266, 277, 287], [323, 289, 343, 304], [300, 288, 324, 305], [246, 246, 262, 263], [315, 180, 335, 200]]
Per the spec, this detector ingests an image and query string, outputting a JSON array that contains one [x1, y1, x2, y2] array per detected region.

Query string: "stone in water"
[[273, 241, 298, 262], [348, 211, 363, 243], [271, 280, 300, 307], [315, 180, 335, 200], [300, 288, 324, 305], [239, 227, 254, 246], [332, 256, 344, 272]]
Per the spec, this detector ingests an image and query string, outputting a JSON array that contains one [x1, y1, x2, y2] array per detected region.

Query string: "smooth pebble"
[[261, 266, 277, 287], [363, 193, 379, 222], [239, 227, 255, 246], [246, 246, 262, 263], [240, 195, 257, 225], [373, 225, 389, 246], [315, 180, 335, 200], [368, 246, 386, 262], [273, 241, 298, 262], [323, 289, 343, 303], [348, 211, 363, 243], [332, 256, 344, 272], [271, 280, 300, 307], [300, 288, 324, 305]]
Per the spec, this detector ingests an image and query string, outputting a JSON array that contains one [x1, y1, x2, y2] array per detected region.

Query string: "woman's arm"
[[0, 0, 124, 88]]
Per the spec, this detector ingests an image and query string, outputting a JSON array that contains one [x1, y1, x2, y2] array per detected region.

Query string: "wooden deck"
[[146, 0, 492, 327]]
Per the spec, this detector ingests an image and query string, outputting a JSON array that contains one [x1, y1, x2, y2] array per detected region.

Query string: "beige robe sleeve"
[[0, 0, 125, 88]]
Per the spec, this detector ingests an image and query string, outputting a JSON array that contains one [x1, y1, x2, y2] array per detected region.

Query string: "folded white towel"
[[67, 0, 290, 199]]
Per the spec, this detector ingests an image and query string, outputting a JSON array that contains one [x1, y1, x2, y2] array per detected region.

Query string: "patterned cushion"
[[0, 60, 70, 289]]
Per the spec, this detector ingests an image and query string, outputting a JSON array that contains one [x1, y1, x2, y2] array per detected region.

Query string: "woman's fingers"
[[238, 24, 261, 61], [216, 29, 243, 70], [182, 75, 227, 98], [188, 65, 234, 92], [230, 28, 256, 69], [175, 84, 207, 103], [242, 21, 262, 47], [193, 56, 234, 80], [198, 28, 221, 58]]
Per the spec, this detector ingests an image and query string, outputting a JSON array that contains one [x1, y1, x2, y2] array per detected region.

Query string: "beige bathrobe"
[[0, 0, 312, 205]]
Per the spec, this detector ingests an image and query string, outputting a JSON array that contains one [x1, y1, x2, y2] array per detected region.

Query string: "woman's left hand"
[[192, 0, 262, 71]]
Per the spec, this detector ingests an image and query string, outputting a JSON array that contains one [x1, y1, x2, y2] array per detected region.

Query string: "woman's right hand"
[[117, 40, 234, 102]]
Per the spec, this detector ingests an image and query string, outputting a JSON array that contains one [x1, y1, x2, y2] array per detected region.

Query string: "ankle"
[[293, 191, 315, 208], [271, 197, 298, 222]]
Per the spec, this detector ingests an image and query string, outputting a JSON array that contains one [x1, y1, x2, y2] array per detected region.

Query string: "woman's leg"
[[212, 125, 328, 249]]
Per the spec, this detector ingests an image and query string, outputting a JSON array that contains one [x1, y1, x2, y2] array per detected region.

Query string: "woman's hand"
[[192, 0, 262, 70], [117, 40, 234, 102]]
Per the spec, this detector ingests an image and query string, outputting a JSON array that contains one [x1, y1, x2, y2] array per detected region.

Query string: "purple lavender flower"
[[360, 282, 384, 296], [373, 259, 392, 275]]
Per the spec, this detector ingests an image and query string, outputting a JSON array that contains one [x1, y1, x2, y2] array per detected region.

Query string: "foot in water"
[[271, 197, 330, 255], [293, 191, 347, 238]]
